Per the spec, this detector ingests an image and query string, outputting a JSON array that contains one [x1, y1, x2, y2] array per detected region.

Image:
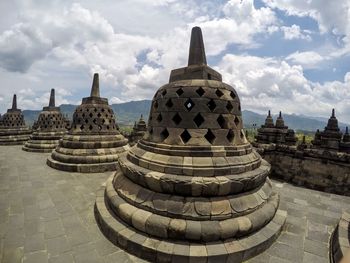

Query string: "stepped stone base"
[[95, 175, 287, 263], [0, 131, 31, 145], [330, 211, 350, 263], [22, 131, 66, 153]]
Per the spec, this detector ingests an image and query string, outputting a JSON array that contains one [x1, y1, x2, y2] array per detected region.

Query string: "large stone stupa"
[[95, 27, 287, 262], [47, 73, 129, 172], [0, 95, 32, 145], [23, 89, 67, 152]]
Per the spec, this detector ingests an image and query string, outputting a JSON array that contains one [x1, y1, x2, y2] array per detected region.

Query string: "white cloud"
[[286, 51, 325, 68], [217, 54, 350, 122], [281, 24, 311, 41]]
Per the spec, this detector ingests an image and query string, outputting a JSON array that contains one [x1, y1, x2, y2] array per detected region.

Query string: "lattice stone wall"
[[147, 80, 246, 146], [70, 104, 119, 134], [2, 112, 26, 127], [37, 111, 66, 131]]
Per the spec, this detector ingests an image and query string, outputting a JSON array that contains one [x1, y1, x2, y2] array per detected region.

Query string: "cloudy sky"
[[0, 0, 350, 122]]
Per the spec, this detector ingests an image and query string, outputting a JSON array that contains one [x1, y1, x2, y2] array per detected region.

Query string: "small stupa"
[[317, 109, 342, 150], [0, 94, 32, 145], [95, 27, 286, 262], [47, 73, 129, 172], [128, 114, 147, 146], [23, 89, 67, 152]]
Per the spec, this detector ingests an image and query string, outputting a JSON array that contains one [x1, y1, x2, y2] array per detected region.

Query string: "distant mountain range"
[[21, 99, 349, 132]]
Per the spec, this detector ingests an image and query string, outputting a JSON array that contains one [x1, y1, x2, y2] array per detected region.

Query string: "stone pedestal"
[[0, 94, 31, 145], [47, 74, 129, 172], [95, 27, 286, 262]]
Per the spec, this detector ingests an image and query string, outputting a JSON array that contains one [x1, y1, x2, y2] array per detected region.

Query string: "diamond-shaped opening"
[[85, 119, 89, 124], [230, 91, 236, 99], [94, 108, 97, 112], [227, 129, 235, 143], [184, 98, 195, 111], [216, 89, 224, 97], [180, 129, 191, 144], [217, 115, 227, 129], [93, 119, 97, 124], [165, 99, 174, 108], [176, 88, 184, 97], [89, 125, 93, 130], [193, 113, 205, 127], [160, 128, 169, 141], [207, 99, 216, 112], [196, 87, 205, 97], [157, 113, 163, 122], [240, 130, 245, 139], [154, 101, 159, 109], [161, 89, 167, 96], [205, 129, 216, 144], [234, 116, 240, 126], [80, 125, 85, 130], [101, 108, 105, 112], [89, 113, 93, 118], [172, 113, 182, 125], [226, 101, 233, 112], [97, 113, 101, 117]]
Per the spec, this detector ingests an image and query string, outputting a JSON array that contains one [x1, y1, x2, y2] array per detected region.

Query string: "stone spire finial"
[[332, 108, 335, 118], [90, 73, 100, 97], [49, 89, 55, 107], [188, 27, 207, 66], [268, 110, 271, 117], [12, 94, 17, 110], [346, 127, 349, 134], [279, 111, 282, 118]]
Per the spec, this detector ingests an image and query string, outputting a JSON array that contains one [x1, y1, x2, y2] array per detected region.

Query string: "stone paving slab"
[[1, 146, 350, 263]]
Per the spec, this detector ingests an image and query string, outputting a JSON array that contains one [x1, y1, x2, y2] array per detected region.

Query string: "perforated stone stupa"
[[47, 73, 129, 172], [95, 27, 287, 262], [23, 89, 67, 152], [0, 94, 31, 145]]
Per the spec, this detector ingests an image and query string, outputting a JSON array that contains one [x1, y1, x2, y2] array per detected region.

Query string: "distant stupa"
[[23, 89, 67, 152], [0, 94, 32, 145], [47, 73, 129, 172]]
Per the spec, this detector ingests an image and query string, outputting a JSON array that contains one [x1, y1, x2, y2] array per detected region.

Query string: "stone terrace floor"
[[0, 146, 349, 263]]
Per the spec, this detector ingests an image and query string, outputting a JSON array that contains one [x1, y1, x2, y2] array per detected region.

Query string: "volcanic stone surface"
[[0, 145, 346, 263], [23, 89, 67, 153], [94, 27, 287, 262], [47, 73, 129, 173], [0, 94, 32, 145]]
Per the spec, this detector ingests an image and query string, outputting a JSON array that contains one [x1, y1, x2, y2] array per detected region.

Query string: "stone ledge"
[[46, 156, 119, 173]]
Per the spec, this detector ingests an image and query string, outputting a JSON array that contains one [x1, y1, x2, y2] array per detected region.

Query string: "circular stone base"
[[94, 175, 287, 263], [0, 138, 29, 145], [47, 156, 119, 173], [22, 145, 55, 153]]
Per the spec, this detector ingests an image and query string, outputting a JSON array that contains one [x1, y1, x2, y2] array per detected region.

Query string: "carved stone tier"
[[95, 27, 286, 262], [47, 74, 129, 172], [0, 94, 31, 145], [23, 89, 67, 152]]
